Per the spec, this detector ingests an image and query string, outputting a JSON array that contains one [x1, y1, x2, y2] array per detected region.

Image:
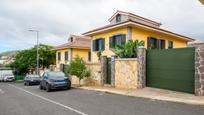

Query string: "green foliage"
[[68, 56, 90, 86], [112, 40, 145, 58], [9, 44, 55, 75], [97, 51, 102, 61]]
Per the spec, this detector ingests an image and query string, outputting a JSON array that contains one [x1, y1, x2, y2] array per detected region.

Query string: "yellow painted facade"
[[91, 26, 188, 63], [56, 48, 90, 69]]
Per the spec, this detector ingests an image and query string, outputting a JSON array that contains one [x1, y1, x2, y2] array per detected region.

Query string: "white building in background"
[[0, 60, 6, 65], [188, 40, 204, 47], [0, 56, 14, 65]]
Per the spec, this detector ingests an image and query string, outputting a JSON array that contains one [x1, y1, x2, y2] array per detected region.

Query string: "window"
[[70, 37, 73, 42], [148, 37, 166, 49], [147, 37, 157, 49], [109, 34, 126, 48], [116, 14, 121, 22], [88, 51, 91, 61], [57, 52, 61, 61], [92, 38, 105, 51], [168, 41, 173, 49], [156, 39, 166, 49], [65, 51, 68, 61], [160, 40, 166, 49]]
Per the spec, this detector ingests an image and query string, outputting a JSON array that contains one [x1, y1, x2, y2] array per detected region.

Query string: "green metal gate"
[[146, 48, 195, 93], [106, 58, 112, 84]]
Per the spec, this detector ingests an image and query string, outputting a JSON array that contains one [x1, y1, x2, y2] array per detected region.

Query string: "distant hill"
[[0, 50, 18, 59]]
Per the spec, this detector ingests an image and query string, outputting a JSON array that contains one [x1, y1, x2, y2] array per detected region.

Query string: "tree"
[[68, 56, 90, 86], [112, 40, 145, 58], [9, 44, 55, 75]]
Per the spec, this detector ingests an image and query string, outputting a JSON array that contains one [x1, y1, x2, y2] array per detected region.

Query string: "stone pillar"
[[195, 46, 204, 96], [101, 56, 107, 86], [137, 48, 146, 89], [111, 56, 116, 87]]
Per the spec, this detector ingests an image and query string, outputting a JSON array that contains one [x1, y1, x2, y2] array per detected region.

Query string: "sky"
[[0, 0, 204, 53]]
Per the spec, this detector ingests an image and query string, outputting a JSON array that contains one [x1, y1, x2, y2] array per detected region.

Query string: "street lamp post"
[[29, 30, 39, 75]]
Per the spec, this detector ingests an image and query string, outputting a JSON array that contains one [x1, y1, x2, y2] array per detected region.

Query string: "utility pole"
[[29, 30, 39, 75]]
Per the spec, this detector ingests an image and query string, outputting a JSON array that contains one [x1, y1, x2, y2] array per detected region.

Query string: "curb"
[[74, 86, 204, 106]]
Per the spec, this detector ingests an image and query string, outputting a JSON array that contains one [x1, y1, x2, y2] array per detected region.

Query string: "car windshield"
[[47, 72, 65, 78], [4, 74, 13, 76]]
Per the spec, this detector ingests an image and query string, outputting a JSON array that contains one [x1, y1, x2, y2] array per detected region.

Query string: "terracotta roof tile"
[[54, 41, 91, 50], [54, 35, 91, 50], [83, 19, 194, 41]]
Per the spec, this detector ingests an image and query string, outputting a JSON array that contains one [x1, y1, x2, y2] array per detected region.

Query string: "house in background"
[[83, 10, 195, 63], [54, 35, 91, 70], [188, 40, 204, 47]]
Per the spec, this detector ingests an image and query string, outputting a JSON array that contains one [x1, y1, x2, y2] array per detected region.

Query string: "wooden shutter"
[[109, 36, 114, 48], [161, 40, 166, 49], [121, 34, 126, 45], [147, 37, 151, 49], [101, 38, 105, 51], [92, 40, 96, 51], [156, 39, 161, 49]]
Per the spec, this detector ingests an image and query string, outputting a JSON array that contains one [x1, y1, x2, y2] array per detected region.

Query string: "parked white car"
[[0, 70, 15, 82], [3, 74, 15, 82], [0, 71, 4, 81]]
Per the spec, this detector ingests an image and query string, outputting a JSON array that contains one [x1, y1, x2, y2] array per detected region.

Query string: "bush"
[[68, 56, 90, 86], [112, 40, 145, 58]]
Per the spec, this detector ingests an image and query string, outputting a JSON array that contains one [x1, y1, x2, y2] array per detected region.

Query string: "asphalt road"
[[0, 82, 204, 115]]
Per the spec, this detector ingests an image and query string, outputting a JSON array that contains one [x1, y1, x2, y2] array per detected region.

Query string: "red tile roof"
[[54, 35, 91, 50], [83, 19, 194, 41], [109, 10, 161, 26]]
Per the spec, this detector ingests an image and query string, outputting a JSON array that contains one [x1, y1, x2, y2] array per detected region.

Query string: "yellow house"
[[54, 35, 91, 70], [83, 10, 195, 63]]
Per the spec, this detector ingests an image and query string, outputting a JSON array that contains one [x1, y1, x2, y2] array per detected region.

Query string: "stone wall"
[[114, 58, 138, 89], [195, 45, 204, 96], [71, 63, 102, 86], [137, 48, 146, 88]]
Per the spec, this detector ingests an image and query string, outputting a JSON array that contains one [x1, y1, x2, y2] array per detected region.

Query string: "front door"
[[106, 58, 111, 84]]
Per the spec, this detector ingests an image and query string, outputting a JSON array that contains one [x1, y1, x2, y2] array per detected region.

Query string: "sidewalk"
[[74, 85, 204, 105]]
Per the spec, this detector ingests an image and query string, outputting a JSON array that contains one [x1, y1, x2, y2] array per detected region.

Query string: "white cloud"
[[0, 0, 203, 52]]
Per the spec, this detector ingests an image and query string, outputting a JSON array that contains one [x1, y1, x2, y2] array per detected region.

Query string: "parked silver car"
[[39, 71, 71, 92], [24, 74, 41, 86]]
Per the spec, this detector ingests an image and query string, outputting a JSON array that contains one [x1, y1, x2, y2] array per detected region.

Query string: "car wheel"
[[27, 82, 30, 86], [39, 84, 43, 90], [46, 83, 50, 92], [24, 82, 27, 86], [67, 80, 71, 90]]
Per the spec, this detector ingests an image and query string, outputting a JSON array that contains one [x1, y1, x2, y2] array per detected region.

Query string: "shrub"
[[112, 40, 145, 58], [68, 56, 90, 86]]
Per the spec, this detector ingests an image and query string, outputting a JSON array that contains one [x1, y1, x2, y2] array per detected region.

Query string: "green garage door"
[[146, 48, 195, 93]]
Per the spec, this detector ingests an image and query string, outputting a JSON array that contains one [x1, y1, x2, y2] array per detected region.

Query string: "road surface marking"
[[9, 84, 88, 115], [0, 88, 4, 94]]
